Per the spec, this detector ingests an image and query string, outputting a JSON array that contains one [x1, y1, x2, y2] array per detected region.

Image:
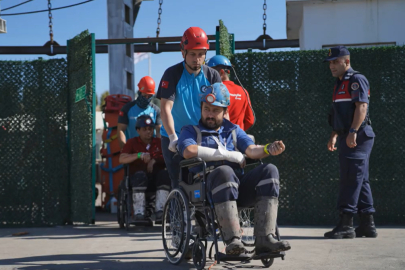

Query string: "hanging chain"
[[263, 0, 267, 35], [156, 0, 163, 37], [48, 0, 53, 43]]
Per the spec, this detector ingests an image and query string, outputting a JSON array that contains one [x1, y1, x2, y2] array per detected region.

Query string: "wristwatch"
[[349, 128, 358, 134]]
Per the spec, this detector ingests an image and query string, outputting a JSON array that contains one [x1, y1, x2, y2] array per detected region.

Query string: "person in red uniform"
[[119, 115, 170, 224], [206, 55, 255, 131]]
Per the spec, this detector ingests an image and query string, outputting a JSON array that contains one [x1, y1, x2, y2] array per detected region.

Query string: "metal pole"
[[148, 53, 151, 77]]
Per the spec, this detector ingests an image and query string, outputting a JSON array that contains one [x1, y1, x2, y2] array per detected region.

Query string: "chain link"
[[48, 0, 53, 42], [263, 0, 267, 35], [156, 0, 163, 37]]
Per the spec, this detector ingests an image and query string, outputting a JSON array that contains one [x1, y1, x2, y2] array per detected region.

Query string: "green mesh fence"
[[0, 58, 70, 227], [231, 46, 405, 225], [67, 30, 96, 224]]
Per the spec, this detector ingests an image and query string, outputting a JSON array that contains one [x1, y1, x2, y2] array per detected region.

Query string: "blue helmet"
[[206, 55, 232, 68], [135, 115, 155, 129], [201, 82, 230, 108]]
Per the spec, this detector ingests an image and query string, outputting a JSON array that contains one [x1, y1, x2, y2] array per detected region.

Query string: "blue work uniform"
[[329, 68, 376, 214], [178, 119, 281, 206], [156, 62, 221, 187], [118, 100, 161, 139]]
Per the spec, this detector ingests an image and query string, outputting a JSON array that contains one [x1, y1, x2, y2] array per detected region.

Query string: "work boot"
[[324, 212, 355, 239], [355, 213, 378, 238], [154, 189, 169, 225], [132, 189, 146, 217], [132, 190, 153, 226], [214, 201, 245, 255], [254, 197, 291, 254]]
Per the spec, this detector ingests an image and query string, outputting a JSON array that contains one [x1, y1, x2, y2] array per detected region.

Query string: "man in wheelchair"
[[177, 83, 291, 256], [119, 115, 171, 224]]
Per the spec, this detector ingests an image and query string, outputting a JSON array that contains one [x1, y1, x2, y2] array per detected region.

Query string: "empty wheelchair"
[[161, 157, 288, 269]]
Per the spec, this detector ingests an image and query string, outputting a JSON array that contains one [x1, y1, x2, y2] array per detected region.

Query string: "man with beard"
[[324, 46, 377, 239], [119, 115, 170, 224], [118, 76, 162, 148], [156, 27, 221, 188], [177, 82, 291, 256]]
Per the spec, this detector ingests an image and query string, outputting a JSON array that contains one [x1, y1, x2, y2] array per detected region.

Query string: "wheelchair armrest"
[[245, 157, 262, 167], [180, 157, 206, 168]]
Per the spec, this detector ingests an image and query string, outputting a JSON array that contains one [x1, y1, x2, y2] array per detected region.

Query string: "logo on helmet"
[[201, 85, 209, 93], [145, 119, 152, 125]]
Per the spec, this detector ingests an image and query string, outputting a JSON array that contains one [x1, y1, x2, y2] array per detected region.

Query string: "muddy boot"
[[154, 189, 169, 225], [214, 201, 245, 255], [324, 212, 355, 239], [254, 197, 291, 254], [355, 213, 378, 238]]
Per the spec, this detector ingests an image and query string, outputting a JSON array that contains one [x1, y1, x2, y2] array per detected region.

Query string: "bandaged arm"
[[183, 145, 244, 165]]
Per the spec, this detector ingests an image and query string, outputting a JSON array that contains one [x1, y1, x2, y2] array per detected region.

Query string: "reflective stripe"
[[132, 187, 147, 191], [256, 178, 280, 188], [334, 98, 351, 102], [211, 182, 239, 195]]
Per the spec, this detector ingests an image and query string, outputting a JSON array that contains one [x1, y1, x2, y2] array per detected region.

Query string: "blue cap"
[[200, 82, 230, 108], [135, 115, 155, 129], [206, 55, 232, 68], [323, 46, 350, 62]]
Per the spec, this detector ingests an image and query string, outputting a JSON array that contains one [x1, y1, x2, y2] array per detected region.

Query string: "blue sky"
[[0, 0, 293, 100]]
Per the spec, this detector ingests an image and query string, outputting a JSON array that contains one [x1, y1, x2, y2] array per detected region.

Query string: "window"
[[127, 71, 133, 90], [125, 4, 131, 25], [126, 44, 131, 57]]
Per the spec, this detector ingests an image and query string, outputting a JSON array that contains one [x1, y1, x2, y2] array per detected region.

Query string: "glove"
[[168, 133, 178, 153]]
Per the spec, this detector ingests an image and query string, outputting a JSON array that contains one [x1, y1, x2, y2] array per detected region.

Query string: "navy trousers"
[[206, 164, 280, 206], [337, 125, 376, 214]]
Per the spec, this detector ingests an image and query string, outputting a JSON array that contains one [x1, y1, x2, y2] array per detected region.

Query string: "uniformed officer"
[[177, 82, 291, 255], [324, 46, 377, 239]]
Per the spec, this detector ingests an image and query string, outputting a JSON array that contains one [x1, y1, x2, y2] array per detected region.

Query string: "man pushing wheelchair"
[[177, 82, 291, 255]]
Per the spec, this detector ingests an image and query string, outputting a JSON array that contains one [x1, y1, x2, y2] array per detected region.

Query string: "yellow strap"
[[104, 134, 118, 143], [263, 143, 270, 155]]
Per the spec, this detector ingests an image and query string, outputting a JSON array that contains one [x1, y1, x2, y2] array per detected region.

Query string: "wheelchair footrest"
[[251, 251, 285, 260], [215, 252, 251, 262], [131, 219, 153, 226]]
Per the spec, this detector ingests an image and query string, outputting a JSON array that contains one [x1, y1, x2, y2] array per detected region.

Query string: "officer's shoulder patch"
[[351, 82, 360, 91]]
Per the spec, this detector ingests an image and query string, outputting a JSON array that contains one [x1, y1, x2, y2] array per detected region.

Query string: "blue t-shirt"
[[177, 119, 255, 173], [156, 62, 221, 138], [118, 100, 161, 139]]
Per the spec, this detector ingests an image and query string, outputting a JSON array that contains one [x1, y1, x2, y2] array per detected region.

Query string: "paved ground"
[[0, 213, 404, 270]]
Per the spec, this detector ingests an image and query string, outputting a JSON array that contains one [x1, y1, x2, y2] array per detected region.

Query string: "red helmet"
[[180, 27, 209, 51], [138, 76, 155, 95]]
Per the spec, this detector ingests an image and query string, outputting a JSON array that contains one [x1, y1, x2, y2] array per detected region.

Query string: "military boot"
[[355, 213, 378, 238], [254, 197, 291, 254], [324, 212, 355, 239], [214, 201, 245, 255]]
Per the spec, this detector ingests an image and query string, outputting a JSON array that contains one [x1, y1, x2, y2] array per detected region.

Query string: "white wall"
[[300, 0, 405, 50]]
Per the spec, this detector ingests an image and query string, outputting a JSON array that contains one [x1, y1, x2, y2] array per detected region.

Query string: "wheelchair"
[[117, 165, 156, 229], [161, 157, 286, 269]]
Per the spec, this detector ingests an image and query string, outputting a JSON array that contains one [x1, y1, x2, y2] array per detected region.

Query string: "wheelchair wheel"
[[162, 188, 191, 265], [117, 188, 125, 229], [239, 208, 255, 247], [261, 257, 274, 268], [192, 240, 206, 270], [124, 192, 131, 231]]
